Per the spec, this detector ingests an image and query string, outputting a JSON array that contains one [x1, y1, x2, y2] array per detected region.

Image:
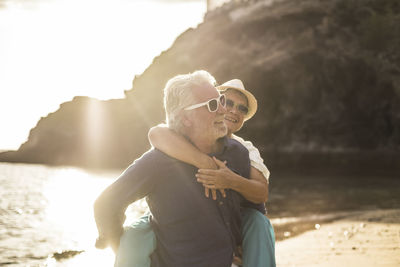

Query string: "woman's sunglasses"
[[184, 94, 226, 112], [226, 98, 249, 115]]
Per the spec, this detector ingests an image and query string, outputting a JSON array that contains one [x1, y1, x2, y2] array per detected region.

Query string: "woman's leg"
[[241, 208, 276, 267], [114, 214, 156, 267]]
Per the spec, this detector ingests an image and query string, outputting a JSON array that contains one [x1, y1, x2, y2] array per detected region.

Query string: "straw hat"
[[216, 79, 257, 121]]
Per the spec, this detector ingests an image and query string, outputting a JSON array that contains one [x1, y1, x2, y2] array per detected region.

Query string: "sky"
[[0, 0, 207, 150]]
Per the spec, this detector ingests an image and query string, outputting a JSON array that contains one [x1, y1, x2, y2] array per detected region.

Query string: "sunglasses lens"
[[220, 95, 226, 107], [238, 105, 249, 115], [208, 99, 218, 112]]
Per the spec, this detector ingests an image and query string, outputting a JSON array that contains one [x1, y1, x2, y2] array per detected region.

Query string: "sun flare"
[[40, 166, 149, 266], [0, 0, 206, 150]]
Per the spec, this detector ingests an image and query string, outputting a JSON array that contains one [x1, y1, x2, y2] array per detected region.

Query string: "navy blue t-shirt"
[[94, 137, 250, 267]]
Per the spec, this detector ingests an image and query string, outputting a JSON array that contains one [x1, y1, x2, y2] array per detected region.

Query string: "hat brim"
[[216, 85, 257, 121]]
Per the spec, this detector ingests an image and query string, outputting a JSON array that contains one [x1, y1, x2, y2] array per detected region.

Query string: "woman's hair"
[[163, 70, 216, 132]]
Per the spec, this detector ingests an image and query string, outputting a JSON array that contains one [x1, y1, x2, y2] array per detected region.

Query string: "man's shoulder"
[[225, 137, 249, 156], [132, 148, 178, 165], [231, 134, 254, 150], [122, 148, 183, 179], [221, 137, 250, 165], [219, 137, 250, 178]]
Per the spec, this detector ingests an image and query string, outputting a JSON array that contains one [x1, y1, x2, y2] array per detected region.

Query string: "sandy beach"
[[275, 209, 400, 267], [57, 209, 400, 267]]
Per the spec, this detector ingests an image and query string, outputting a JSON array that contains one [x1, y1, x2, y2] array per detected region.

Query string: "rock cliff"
[[1, 0, 399, 170]]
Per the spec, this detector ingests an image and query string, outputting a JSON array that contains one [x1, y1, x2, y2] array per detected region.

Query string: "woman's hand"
[[199, 158, 269, 204], [196, 157, 236, 199], [203, 187, 226, 200]]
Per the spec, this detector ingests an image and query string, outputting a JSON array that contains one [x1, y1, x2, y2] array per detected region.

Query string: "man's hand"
[[95, 237, 108, 250], [95, 236, 120, 254], [197, 157, 234, 199]]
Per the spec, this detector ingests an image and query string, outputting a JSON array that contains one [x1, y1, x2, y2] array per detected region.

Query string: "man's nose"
[[217, 101, 227, 114]]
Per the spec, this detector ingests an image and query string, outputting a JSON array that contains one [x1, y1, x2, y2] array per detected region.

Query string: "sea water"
[[0, 162, 148, 266]]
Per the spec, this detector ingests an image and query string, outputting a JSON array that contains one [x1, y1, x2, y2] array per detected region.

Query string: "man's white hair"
[[164, 70, 216, 132]]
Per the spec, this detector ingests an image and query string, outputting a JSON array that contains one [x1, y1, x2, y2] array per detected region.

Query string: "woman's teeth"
[[225, 117, 237, 123]]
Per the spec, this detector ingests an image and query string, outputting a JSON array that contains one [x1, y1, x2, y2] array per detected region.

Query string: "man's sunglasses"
[[226, 98, 249, 115], [184, 94, 226, 112]]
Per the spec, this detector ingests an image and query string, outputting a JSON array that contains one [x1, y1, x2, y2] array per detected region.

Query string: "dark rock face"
[[1, 0, 399, 169], [0, 96, 152, 168]]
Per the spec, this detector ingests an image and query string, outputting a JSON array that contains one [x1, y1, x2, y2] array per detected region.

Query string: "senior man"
[[94, 70, 251, 267]]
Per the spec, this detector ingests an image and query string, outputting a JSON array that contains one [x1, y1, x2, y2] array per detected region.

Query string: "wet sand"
[[265, 169, 400, 266], [267, 170, 400, 238], [275, 209, 400, 267]]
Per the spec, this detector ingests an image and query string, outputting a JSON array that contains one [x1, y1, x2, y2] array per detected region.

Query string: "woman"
[[115, 79, 275, 267]]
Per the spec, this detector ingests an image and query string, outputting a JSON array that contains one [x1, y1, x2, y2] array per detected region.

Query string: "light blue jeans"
[[241, 208, 276, 267], [115, 208, 275, 267], [114, 215, 156, 267]]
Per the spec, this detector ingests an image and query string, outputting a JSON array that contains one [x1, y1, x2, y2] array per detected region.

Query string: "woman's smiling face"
[[223, 89, 249, 136]]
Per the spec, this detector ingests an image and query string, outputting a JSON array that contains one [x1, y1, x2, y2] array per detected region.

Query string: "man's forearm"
[[93, 186, 126, 251]]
